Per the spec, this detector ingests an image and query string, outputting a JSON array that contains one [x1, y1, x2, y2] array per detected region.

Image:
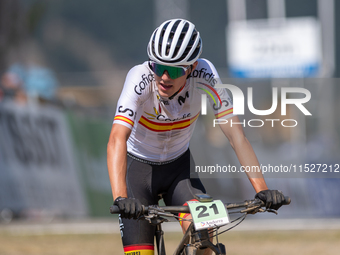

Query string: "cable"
[[215, 227, 223, 254], [211, 214, 247, 238]]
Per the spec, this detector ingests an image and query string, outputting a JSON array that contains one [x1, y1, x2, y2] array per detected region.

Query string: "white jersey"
[[113, 59, 234, 162]]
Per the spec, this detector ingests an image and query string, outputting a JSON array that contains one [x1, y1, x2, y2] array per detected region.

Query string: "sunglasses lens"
[[150, 62, 187, 79]]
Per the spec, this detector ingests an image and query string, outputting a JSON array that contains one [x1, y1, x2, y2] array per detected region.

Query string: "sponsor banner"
[[0, 101, 88, 217], [227, 17, 322, 78], [66, 111, 112, 216]]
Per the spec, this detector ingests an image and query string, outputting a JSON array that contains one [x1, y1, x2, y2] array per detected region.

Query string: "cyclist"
[[107, 18, 286, 255]]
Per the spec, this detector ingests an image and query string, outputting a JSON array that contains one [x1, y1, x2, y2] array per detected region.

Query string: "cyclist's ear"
[[192, 61, 198, 71], [186, 61, 198, 79]]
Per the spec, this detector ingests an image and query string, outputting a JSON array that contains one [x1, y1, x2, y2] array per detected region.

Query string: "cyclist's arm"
[[107, 123, 132, 201], [219, 115, 268, 193]]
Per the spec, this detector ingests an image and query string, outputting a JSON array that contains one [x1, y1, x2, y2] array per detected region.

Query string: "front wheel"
[[182, 245, 197, 255], [181, 245, 206, 255]]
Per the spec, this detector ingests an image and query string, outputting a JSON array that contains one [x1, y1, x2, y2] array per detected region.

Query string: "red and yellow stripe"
[[215, 108, 233, 119], [179, 199, 198, 227], [124, 244, 154, 255], [138, 113, 199, 132], [114, 115, 134, 127]]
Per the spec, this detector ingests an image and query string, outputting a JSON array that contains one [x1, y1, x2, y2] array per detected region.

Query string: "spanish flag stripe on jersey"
[[138, 113, 199, 132], [215, 108, 233, 119], [140, 113, 198, 126], [124, 244, 154, 254], [114, 115, 134, 126]]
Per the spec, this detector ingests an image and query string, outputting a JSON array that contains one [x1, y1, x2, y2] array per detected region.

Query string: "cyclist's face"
[[155, 62, 198, 98]]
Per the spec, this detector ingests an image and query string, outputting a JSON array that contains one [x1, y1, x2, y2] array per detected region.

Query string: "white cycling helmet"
[[147, 19, 202, 66]]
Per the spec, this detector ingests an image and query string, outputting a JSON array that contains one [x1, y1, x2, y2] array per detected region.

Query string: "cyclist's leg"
[[167, 181, 213, 255], [120, 156, 158, 255], [164, 177, 206, 234], [162, 150, 212, 255], [162, 149, 204, 229], [162, 149, 206, 209]]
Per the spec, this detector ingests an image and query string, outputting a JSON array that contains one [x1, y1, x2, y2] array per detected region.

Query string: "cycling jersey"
[[113, 58, 234, 162]]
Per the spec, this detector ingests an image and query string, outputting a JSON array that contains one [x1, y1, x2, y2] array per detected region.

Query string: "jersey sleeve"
[[196, 59, 234, 120], [212, 86, 234, 120], [113, 64, 153, 129]]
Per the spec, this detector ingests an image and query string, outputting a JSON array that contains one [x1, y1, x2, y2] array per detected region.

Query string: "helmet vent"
[[188, 39, 202, 61]]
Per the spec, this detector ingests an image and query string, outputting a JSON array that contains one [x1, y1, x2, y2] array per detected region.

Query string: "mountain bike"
[[110, 194, 291, 255]]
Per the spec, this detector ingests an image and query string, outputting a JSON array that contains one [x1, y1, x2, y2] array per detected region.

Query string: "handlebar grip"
[[110, 205, 120, 214], [283, 196, 291, 205], [109, 205, 149, 214]]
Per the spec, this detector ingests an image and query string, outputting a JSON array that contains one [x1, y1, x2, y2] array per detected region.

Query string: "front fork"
[[155, 224, 166, 255], [183, 228, 226, 255]]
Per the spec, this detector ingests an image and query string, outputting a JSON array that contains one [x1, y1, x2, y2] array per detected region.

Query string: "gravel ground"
[[0, 230, 340, 255], [0, 218, 340, 255]]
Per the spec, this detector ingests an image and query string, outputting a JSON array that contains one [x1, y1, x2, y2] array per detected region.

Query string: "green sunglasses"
[[149, 61, 191, 79]]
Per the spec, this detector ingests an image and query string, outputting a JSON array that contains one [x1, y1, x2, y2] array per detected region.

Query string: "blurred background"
[[0, 0, 339, 226]]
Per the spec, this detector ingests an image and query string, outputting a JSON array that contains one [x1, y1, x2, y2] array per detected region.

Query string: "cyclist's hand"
[[114, 197, 143, 219], [255, 190, 285, 210]]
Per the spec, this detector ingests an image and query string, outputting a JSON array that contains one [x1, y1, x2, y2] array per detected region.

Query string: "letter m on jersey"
[[178, 91, 189, 106]]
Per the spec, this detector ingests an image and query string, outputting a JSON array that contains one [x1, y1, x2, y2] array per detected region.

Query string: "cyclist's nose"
[[161, 70, 172, 80]]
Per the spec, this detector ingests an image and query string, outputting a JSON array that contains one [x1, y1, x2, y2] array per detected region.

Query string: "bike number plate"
[[188, 200, 230, 230]]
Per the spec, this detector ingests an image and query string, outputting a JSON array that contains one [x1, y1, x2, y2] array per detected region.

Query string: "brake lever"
[[139, 205, 172, 224], [241, 201, 279, 215], [241, 206, 262, 214], [243, 207, 278, 215], [157, 212, 176, 217], [265, 208, 278, 215]]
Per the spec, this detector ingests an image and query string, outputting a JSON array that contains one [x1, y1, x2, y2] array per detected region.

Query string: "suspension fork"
[[185, 228, 226, 255], [155, 224, 166, 255]]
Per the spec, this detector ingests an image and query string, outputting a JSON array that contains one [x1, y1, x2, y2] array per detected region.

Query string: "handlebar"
[[109, 196, 291, 214], [226, 196, 291, 209]]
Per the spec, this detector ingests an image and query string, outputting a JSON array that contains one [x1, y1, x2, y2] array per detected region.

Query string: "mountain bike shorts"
[[119, 149, 206, 254]]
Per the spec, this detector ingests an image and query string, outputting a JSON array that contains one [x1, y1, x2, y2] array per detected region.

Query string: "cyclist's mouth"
[[160, 83, 173, 91]]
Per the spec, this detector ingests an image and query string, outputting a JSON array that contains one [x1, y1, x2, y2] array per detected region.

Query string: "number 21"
[[196, 203, 219, 218]]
